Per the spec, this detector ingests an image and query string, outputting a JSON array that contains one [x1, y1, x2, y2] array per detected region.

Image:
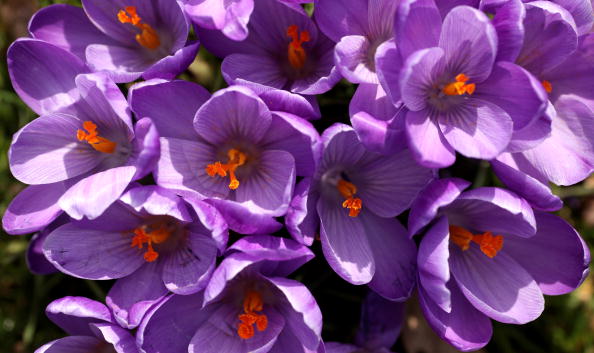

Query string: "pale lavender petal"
[[183, 196, 229, 253], [480, 0, 525, 62], [207, 199, 283, 234], [27, 230, 59, 275], [88, 322, 139, 353], [185, 0, 253, 41], [222, 53, 288, 91], [286, 178, 319, 246], [396, 0, 442, 59], [85, 44, 145, 83], [46, 296, 112, 336], [119, 185, 192, 221], [143, 41, 200, 80], [34, 336, 104, 353], [334, 35, 378, 84], [375, 39, 402, 104], [405, 109, 456, 168], [315, 0, 368, 41]]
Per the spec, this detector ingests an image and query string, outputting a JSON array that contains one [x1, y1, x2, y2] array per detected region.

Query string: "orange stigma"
[[77, 121, 116, 154], [449, 225, 504, 258], [130, 222, 173, 262], [117, 6, 160, 50], [337, 179, 362, 217], [443, 73, 476, 96], [206, 149, 247, 190], [542, 80, 552, 94], [237, 291, 268, 339], [287, 25, 310, 69]]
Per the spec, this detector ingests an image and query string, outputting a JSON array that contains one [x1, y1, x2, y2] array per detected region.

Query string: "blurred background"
[[0, 1, 593, 352]]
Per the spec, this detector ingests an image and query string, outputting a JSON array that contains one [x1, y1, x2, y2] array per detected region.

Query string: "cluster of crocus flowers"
[[2, 0, 593, 352]]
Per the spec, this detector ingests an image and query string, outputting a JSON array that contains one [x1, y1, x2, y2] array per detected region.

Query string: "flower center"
[[77, 121, 117, 154], [205, 148, 247, 190], [287, 25, 310, 69], [442, 73, 476, 96], [117, 6, 160, 50], [237, 291, 268, 339], [449, 225, 504, 258], [541, 80, 552, 94], [337, 179, 362, 217], [130, 221, 174, 262]]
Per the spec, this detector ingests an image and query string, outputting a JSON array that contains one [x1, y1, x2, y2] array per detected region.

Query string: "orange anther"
[[238, 291, 268, 339], [77, 121, 116, 154], [129, 222, 173, 262], [542, 80, 552, 94], [449, 225, 504, 258], [287, 25, 310, 69], [117, 6, 160, 50], [337, 180, 363, 217], [206, 148, 247, 190], [443, 73, 476, 96]]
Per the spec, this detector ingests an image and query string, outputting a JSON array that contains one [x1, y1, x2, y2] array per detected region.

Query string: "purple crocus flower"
[[42, 185, 228, 329], [28, 0, 199, 83], [287, 123, 433, 300], [196, 0, 341, 95], [136, 83, 320, 234], [183, 0, 254, 41], [326, 291, 404, 353], [3, 39, 159, 232], [35, 296, 138, 353], [136, 235, 323, 353], [375, 2, 547, 167], [408, 178, 590, 351]]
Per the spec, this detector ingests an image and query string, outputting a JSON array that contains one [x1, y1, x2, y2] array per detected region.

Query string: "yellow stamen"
[[449, 225, 504, 258], [287, 25, 310, 69], [117, 6, 160, 50], [443, 73, 476, 96], [206, 149, 247, 190], [77, 121, 116, 154], [337, 179, 362, 217]]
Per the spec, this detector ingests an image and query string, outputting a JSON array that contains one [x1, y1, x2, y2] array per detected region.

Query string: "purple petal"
[[334, 35, 378, 84], [194, 85, 272, 144], [27, 230, 59, 275], [46, 296, 112, 336], [256, 88, 321, 120], [9, 113, 99, 184], [438, 98, 513, 160], [319, 124, 367, 168], [143, 41, 200, 80], [375, 39, 403, 104], [419, 281, 492, 352], [400, 47, 445, 111], [318, 199, 375, 285], [7, 38, 88, 115], [364, 213, 417, 300], [266, 276, 322, 350], [119, 185, 192, 222], [2, 183, 66, 235], [439, 6, 497, 83], [314, 0, 368, 41], [408, 178, 471, 237], [504, 212, 590, 295], [185, 0, 253, 41], [43, 223, 145, 279], [59, 165, 137, 220], [445, 187, 537, 238], [35, 336, 104, 353], [480, 0, 525, 62], [418, 216, 452, 313], [162, 232, 217, 294], [450, 246, 544, 324], [553, 0, 594, 35], [505, 102, 553, 153], [129, 79, 210, 140], [128, 117, 160, 180], [88, 322, 139, 353], [405, 109, 456, 168], [396, 0, 442, 59], [222, 54, 288, 91], [106, 262, 168, 329], [84, 44, 143, 83], [355, 291, 405, 350], [207, 198, 283, 234], [183, 196, 229, 253], [286, 178, 320, 246]]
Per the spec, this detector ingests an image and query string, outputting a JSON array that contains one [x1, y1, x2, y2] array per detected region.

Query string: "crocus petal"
[[364, 213, 417, 300], [419, 281, 492, 352], [155, 137, 228, 198], [266, 276, 322, 350], [207, 199, 283, 235], [35, 336, 104, 353], [491, 158, 562, 211], [119, 185, 192, 222], [43, 223, 145, 280], [9, 113, 99, 184], [183, 196, 229, 253], [143, 41, 200, 81], [318, 199, 375, 285], [408, 178, 471, 237], [84, 44, 144, 83], [399, 47, 445, 111], [476, 61, 547, 131], [27, 230, 59, 275], [59, 165, 137, 220], [128, 117, 160, 180], [234, 149, 295, 214], [439, 6, 497, 83], [418, 216, 452, 313], [137, 292, 205, 353], [334, 35, 378, 84], [375, 39, 402, 104], [89, 322, 139, 353], [445, 187, 537, 238], [480, 0, 525, 62], [505, 103, 553, 153], [162, 232, 218, 295], [355, 291, 406, 349], [256, 87, 321, 120], [286, 178, 320, 247], [46, 296, 112, 336], [395, 0, 442, 59], [185, 0, 253, 41], [7, 38, 88, 115], [405, 109, 456, 168], [315, 0, 369, 41], [189, 302, 285, 353], [194, 85, 272, 145], [2, 183, 66, 235], [222, 54, 288, 91], [504, 212, 590, 295], [450, 246, 545, 324], [28, 4, 115, 60], [129, 79, 210, 140], [438, 98, 513, 160], [106, 261, 169, 329]]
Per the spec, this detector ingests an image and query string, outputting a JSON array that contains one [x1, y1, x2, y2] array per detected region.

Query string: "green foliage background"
[[0, 1, 592, 352]]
